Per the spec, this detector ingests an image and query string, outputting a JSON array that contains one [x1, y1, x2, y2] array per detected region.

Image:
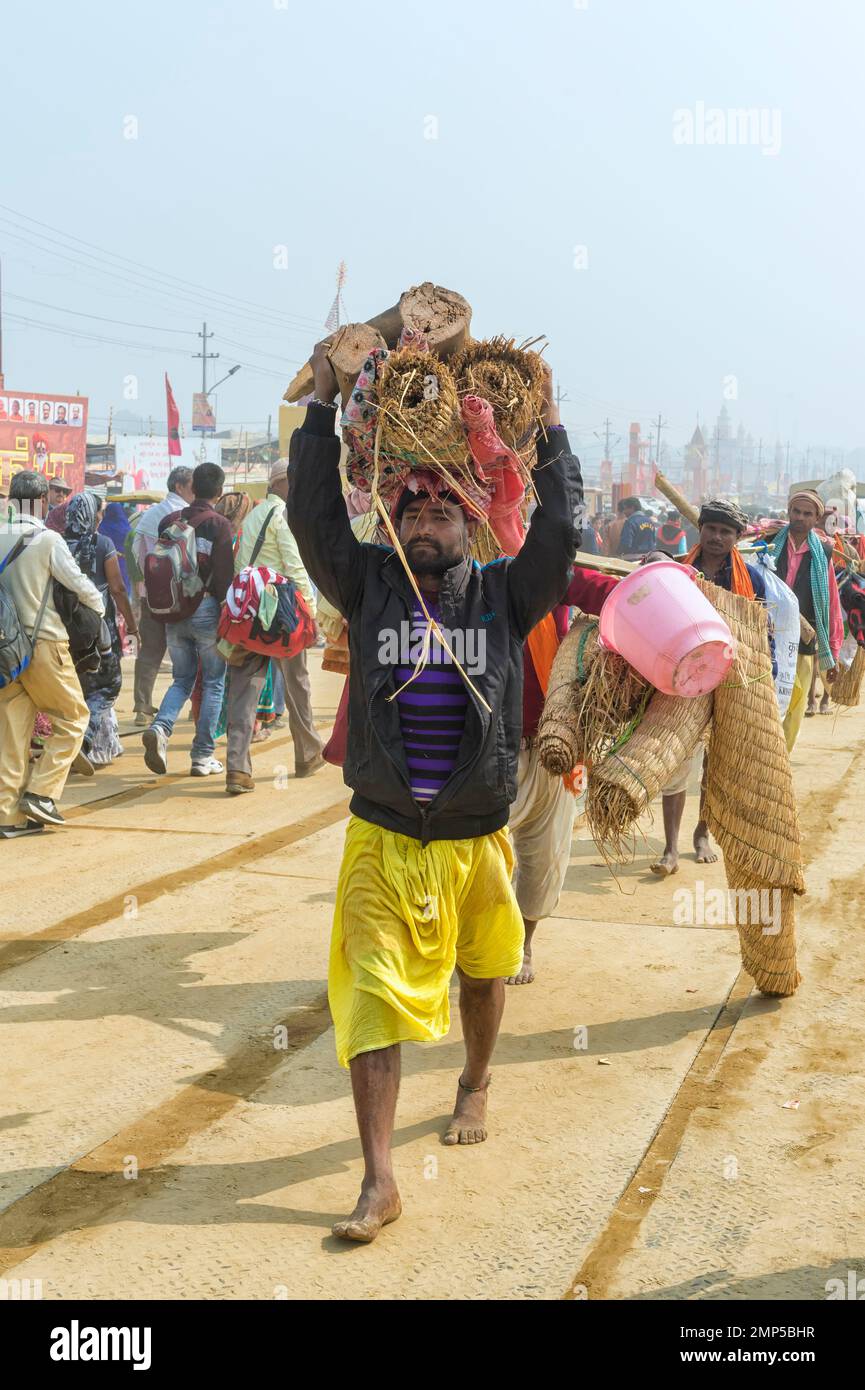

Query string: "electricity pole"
[[756, 437, 763, 494], [194, 322, 220, 394], [654, 412, 666, 464]]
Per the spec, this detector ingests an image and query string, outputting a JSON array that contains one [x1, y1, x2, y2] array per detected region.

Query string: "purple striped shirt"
[[394, 598, 468, 804]]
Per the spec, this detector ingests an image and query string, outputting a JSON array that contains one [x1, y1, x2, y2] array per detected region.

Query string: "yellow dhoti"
[[329, 816, 525, 1067]]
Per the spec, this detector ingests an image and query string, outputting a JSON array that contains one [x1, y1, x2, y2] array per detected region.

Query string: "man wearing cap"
[[286, 341, 580, 1243], [47, 477, 72, 511], [649, 498, 776, 875], [617, 496, 656, 559], [223, 459, 323, 793], [773, 489, 842, 752]]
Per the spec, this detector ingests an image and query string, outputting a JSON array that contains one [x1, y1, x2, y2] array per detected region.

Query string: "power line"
[[0, 203, 324, 332], [215, 333, 301, 367], [0, 222, 320, 341], [4, 312, 197, 356], [4, 292, 194, 334]]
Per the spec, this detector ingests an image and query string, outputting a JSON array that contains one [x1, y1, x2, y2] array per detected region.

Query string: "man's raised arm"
[[286, 342, 365, 620], [507, 367, 583, 639]]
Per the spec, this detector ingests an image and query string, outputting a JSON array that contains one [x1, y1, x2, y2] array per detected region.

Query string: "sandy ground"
[[1, 650, 863, 1301]]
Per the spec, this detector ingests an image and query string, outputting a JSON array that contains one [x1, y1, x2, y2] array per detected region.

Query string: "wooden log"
[[283, 322, 387, 405], [284, 283, 472, 402], [365, 302, 405, 347], [396, 282, 472, 359], [328, 323, 388, 408]]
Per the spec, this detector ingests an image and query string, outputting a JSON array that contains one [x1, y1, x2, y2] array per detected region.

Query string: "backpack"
[[143, 517, 204, 621], [52, 580, 107, 675], [0, 536, 53, 689]]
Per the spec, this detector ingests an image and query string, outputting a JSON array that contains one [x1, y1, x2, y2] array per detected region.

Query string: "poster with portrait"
[[0, 390, 88, 494], [113, 435, 221, 493]]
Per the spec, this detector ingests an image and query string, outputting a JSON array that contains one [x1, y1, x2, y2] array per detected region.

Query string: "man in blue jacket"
[[617, 496, 657, 558], [287, 342, 581, 1242]]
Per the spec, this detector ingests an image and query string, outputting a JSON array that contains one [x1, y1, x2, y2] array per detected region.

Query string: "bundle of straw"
[[586, 688, 713, 857], [537, 621, 650, 776], [697, 577, 803, 996], [831, 644, 865, 706], [726, 872, 800, 997], [376, 348, 464, 466], [536, 619, 600, 774], [453, 337, 546, 460], [470, 527, 504, 566], [698, 579, 804, 894]]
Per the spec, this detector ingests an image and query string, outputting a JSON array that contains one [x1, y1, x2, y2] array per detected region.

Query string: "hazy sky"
[[2, 0, 862, 471]]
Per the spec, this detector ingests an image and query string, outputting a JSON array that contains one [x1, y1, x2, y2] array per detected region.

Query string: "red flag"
[[165, 373, 182, 456]]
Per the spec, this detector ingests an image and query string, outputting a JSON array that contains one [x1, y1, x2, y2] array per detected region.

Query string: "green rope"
[[605, 683, 653, 760]]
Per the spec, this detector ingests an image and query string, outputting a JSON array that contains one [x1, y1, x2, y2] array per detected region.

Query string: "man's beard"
[[404, 538, 459, 578]]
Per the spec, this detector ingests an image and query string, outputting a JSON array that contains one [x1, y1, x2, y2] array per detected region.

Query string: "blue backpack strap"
[[0, 534, 29, 578]]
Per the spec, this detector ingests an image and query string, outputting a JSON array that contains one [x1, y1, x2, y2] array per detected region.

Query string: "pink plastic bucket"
[[598, 561, 735, 697]]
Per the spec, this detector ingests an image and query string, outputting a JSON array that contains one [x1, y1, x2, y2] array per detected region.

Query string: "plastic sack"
[[756, 553, 799, 718]]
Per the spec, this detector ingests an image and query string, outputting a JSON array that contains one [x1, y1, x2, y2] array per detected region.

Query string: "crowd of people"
[[1, 376, 862, 1247], [0, 456, 325, 837], [578, 496, 697, 560]]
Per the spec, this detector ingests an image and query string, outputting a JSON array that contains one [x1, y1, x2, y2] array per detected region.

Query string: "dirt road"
[[1, 653, 863, 1300]]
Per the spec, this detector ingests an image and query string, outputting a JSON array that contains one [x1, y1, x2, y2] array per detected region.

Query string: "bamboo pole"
[[654, 469, 699, 526]]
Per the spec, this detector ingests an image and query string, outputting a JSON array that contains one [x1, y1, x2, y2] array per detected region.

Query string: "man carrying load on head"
[[773, 489, 842, 752], [287, 341, 581, 1243], [649, 498, 776, 876]]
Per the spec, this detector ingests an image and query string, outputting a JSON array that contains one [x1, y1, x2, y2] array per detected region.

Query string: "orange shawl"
[[526, 612, 560, 696]]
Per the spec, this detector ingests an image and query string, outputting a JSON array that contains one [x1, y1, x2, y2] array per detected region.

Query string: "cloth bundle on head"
[[398, 325, 430, 352], [460, 395, 526, 555], [391, 471, 488, 526], [341, 347, 392, 490], [64, 491, 101, 578]]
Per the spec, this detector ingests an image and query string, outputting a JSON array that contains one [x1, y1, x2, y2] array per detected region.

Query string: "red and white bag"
[[218, 565, 316, 660]]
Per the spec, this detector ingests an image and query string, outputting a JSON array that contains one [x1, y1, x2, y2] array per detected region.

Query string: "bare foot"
[[819, 695, 831, 715], [694, 831, 718, 864], [332, 1180, 402, 1244], [506, 949, 535, 985], [443, 1076, 490, 1145], [805, 700, 817, 717], [650, 850, 679, 876]]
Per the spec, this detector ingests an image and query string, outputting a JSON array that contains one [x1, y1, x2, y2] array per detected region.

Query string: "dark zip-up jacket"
[[287, 404, 582, 844]]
